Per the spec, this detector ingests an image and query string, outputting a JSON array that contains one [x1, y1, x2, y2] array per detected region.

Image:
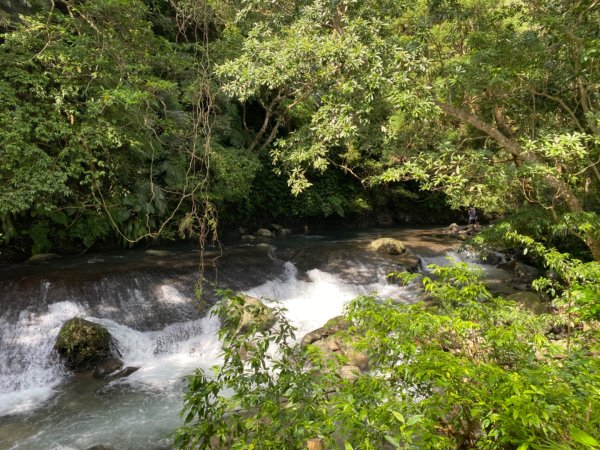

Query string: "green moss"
[[55, 318, 112, 371]]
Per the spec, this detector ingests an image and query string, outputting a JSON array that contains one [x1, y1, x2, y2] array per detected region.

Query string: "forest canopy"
[[0, 0, 598, 263]]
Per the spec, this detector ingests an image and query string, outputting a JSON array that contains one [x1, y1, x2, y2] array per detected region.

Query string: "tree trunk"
[[434, 99, 600, 261]]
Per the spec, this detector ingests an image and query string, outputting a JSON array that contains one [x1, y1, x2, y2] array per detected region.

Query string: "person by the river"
[[467, 206, 479, 232]]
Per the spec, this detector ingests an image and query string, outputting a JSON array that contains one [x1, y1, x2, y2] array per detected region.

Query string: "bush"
[[176, 265, 600, 449]]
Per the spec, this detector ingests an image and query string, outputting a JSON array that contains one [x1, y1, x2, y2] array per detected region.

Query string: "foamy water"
[[0, 255, 415, 449]]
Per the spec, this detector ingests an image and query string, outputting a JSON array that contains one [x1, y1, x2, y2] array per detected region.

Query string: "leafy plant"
[[177, 263, 600, 449]]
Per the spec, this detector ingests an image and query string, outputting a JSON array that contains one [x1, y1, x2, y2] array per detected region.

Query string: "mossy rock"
[[220, 295, 276, 335], [368, 238, 405, 255], [301, 316, 350, 346], [55, 318, 113, 371]]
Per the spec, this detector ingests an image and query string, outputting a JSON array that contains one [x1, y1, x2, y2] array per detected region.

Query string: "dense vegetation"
[[177, 263, 600, 449], [2, 0, 600, 448], [2, 0, 598, 261]]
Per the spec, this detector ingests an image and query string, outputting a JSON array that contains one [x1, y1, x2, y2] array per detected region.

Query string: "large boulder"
[[368, 238, 405, 255], [301, 316, 350, 346], [55, 318, 114, 371], [302, 317, 369, 380], [219, 295, 276, 335]]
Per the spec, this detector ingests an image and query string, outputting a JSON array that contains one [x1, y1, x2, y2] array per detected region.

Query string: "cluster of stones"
[[240, 224, 292, 240]]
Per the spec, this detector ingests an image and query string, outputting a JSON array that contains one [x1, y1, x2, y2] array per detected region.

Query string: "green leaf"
[[384, 435, 401, 447], [570, 426, 600, 448], [391, 411, 405, 423], [406, 414, 424, 426]]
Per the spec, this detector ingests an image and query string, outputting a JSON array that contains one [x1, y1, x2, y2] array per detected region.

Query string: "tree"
[[214, 0, 600, 260]]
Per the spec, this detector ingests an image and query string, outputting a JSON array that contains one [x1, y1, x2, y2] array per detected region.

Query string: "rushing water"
[[0, 228, 515, 450]]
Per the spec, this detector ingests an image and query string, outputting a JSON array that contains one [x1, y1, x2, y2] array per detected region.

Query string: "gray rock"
[[106, 366, 139, 381], [255, 228, 274, 238], [93, 357, 124, 379], [279, 228, 292, 236]]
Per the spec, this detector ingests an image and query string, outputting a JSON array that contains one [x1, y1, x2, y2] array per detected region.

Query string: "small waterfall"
[[0, 228, 472, 449], [245, 261, 411, 337], [0, 301, 85, 416]]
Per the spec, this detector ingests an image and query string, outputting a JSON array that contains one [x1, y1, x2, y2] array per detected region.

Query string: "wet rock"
[[497, 260, 542, 284], [55, 318, 114, 371], [394, 251, 420, 273], [514, 262, 542, 282], [368, 238, 405, 255], [241, 234, 256, 241], [220, 295, 276, 335], [255, 228, 274, 238], [145, 249, 171, 257], [278, 228, 292, 236], [507, 291, 548, 315], [86, 446, 113, 450], [271, 224, 283, 232], [106, 366, 139, 380], [93, 357, 124, 379], [301, 316, 350, 346], [478, 251, 505, 266], [26, 253, 61, 264]]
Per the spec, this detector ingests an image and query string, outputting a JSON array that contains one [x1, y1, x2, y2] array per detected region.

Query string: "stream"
[[0, 227, 520, 450]]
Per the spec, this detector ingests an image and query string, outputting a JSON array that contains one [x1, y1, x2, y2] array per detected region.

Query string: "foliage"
[[175, 290, 338, 449], [177, 264, 600, 449], [214, 0, 600, 259]]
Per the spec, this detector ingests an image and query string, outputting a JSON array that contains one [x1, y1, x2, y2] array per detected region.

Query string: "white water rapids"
[[0, 230, 514, 449]]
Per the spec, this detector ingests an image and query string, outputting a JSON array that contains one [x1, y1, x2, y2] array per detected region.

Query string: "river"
[[0, 227, 517, 449]]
